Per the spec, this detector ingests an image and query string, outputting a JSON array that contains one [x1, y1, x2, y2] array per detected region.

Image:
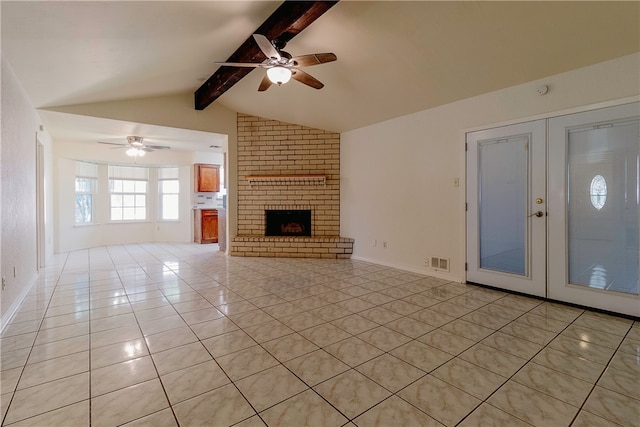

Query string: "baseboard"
[[350, 255, 462, 283], [1, 272, 39, 333]]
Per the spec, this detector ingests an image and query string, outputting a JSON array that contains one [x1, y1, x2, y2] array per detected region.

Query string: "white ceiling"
[[2, 1, 639, 145]]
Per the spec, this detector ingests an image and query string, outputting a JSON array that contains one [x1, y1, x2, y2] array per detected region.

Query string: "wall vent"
[[430, 256, 450, 272]]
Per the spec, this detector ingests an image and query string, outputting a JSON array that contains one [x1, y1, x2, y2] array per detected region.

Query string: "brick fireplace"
[[230, 113, 354, 259]]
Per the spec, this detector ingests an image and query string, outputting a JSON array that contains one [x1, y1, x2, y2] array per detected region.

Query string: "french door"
[[466, 120, 547, 297], [467, 102, 639, 317], [548, 103, 639, 317]]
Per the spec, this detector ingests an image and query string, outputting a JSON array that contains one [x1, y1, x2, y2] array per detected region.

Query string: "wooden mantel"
[[245, 174, 327, 187]]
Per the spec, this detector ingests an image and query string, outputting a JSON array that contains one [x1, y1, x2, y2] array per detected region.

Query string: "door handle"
[[529, 211, 544, 217]]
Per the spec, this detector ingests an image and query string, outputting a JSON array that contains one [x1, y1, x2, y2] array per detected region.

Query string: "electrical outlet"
[[2, 276, 6, 290], [372, 239, 377, 247], [424, 258, 429, 267], [383, 241, 387, 248]]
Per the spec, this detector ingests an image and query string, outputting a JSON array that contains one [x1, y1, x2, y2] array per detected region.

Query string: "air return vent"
[[430, 257, 450, 272]]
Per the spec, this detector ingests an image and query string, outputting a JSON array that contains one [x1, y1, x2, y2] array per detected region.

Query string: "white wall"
[[341, 53, 640, 281], [1, 55, 54, 325], [54, 141, 224, 252]]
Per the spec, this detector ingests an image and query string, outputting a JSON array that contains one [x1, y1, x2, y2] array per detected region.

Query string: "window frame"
[[74, 176, 97, 225], [159, 178, 180, 221], [109, 178, 148, 222]]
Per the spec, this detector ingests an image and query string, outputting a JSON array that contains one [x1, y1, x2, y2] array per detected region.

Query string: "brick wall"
[[230, 113, 353, 258]]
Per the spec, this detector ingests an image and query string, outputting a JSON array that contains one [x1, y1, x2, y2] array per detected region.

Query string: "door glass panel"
[[567, 120, 639, 295], [478, 136, 529, 275]]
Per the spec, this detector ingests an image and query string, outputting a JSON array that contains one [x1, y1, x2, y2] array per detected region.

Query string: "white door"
[[548, 102, 639, 317], [466, 120, 547, 297]]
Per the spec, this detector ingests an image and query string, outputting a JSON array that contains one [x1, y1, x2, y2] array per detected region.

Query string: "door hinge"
[[465, 263, 468, 271], [465, 203, 468, 212], [465, 143, 468, 151]]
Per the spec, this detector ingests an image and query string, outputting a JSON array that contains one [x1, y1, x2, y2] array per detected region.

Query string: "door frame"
[[463, 97, 640, 316], [466, 120, 547, 297], [547, 102, 639, 317]]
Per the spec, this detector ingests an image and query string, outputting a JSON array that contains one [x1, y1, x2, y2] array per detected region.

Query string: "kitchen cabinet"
[[194, 209, 218, 243], [194, 164, 220, 192]]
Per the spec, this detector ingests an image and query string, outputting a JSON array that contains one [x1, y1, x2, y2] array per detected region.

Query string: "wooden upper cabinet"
[[194, 164, 220, 192]]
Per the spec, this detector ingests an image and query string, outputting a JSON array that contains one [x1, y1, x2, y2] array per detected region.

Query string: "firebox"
[[265, 210, 311, 236]]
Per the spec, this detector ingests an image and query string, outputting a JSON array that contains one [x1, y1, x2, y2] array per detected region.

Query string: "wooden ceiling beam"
[[194, 1, 339, 111]]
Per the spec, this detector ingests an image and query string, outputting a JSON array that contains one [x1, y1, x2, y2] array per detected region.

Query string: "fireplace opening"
[[265, 209, 311, 236]]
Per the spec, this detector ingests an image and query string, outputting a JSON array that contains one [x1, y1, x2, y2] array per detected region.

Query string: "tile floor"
[[1, 243, 638, 427]]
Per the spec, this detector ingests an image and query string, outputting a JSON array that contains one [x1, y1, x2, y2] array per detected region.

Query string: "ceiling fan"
[[215, 34, 337, 92], [98, 136, 170, 157]]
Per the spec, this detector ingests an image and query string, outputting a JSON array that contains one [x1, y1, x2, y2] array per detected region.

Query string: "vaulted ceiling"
[[2, 1, 638, 146]]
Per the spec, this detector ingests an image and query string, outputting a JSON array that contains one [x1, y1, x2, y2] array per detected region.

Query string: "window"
[[109, 166, 148, 221], [590, 174, 607, 210], [75, 162, 97, 224], [159, 167, 180, 220]]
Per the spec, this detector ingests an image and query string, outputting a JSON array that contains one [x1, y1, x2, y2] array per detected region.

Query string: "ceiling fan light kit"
[[267, 66, 292, 85], [126, 147, 146, 157]]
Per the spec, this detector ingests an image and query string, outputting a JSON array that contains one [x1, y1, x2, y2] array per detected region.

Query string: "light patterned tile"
[[330, 314, 379, 335], [160, 360, 230, 404], [357, 326, 411, 352], [91, 355, 157, 397], [354, 395, 441, 427], [597, 366, 640, 400], [314, 370, 391, 419], [459, 403, 530, 427], [398, 375, 480, 426], [172, 383, 255, 427], [384, 317, 435, 339], [390, 340, 452, 373], [432, 357, 507, 400], [6, 400, 89, 427], [119, 408, 178, 427], [356, 354, 425, 392], [4, 372, 89, 425], [144, 326, 198, 354], [18, 351, 89, 390], [261, 389, 347, 427], [459, 344, 527, 377], [216, 345, 279, 381], [531, 347, 605, 383], [299, 323, 351, 348], [201, 330, 256, 358], [284, 350, 350, 386], [236, 364, 308, 412], [561, 324, 625, 349], [261, 333, 319, 362], [417, 329, 476, 355], [480, 331, 543, 359], [488, 381, 578, 427], [91, 338, 149, 369], [512, 363, 592, 407], [582, 386, 640, 427], [548, 335, 615, 365], [324, 337, 384, 367], [151, 342, 212, 375]]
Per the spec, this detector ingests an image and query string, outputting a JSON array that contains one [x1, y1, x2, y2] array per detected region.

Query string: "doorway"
[[467, 102, 639, 317]]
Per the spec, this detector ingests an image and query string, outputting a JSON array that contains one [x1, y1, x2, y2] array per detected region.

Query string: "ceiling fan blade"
[[98, 141, 126, 146], [215, 62, 264, 68], [291, 69, 324, 89], [253, 34, 281, 60], [145, 145, 171, 150], [258, 74, 273, 92], [292, 53, 337, 67]]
